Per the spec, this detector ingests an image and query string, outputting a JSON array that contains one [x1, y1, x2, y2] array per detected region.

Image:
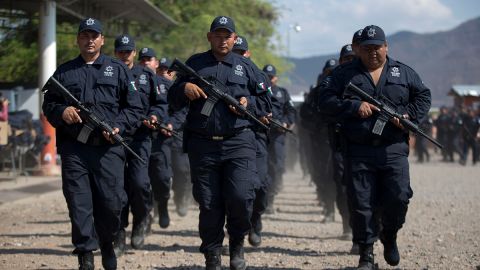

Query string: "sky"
[[270, 0, 480, 58]]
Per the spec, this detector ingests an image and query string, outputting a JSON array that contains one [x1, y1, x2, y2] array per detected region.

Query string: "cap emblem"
[[367, 27, 376, 38], [141, 48, 148, 54], [346, 44, 352, 51], [266, 65, 273, 72], [219, 17, 228, 25], [121, 36, 129, 44], [235, 37, 243, 45], [86, 18, 95, 26]]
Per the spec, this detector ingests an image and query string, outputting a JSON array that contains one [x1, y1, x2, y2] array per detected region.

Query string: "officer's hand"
[[62, 106, 82, 124], [102, 128, 120, 144], [143, 115, 157, 129], [261, 113, 272, 124], [160, 123, 173, 137], [358, 102, 379, 118], [391, 114, 408, 130], [229, 97, 247, 115], [184, 83, 207, 100]]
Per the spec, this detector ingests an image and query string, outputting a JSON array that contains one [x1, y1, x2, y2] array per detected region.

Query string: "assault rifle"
[[346, 82, 443, 149], [142, 117, 182, 141], [42, 77, 146, 163], [169, 59, 270, 131], [268, 118, 295, 134]]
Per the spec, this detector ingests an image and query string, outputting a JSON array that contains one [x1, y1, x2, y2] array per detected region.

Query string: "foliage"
[[0, 0, 291, 84]]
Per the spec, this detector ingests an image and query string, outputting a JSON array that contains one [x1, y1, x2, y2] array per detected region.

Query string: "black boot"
[[100, 242, 117, 270], [174, 194, 189, 217], [230, 239, 246, 270], [131, 214, 151, 249], [113, 229, 126, 257], [248, 217, 262, 247], [357, 244, 374, 270], [380, 230, 400, 266], [204, 249, 221, 270], [78, 251, 94, 270], [158, 199, 170, 228]]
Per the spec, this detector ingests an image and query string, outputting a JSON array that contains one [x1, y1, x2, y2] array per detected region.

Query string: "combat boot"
[[174, 195, 189, 217], [357, 244, 375, 270], [229, 239, 246, 270], [131, 215, 151, 249], [113, 229, 126, 257], [204, 249, 221, 270], [78, 251, 94, 270], [248, 217, 263, 247], [100, 242, 117, 270], [158, 199, 170, 228], [380, 230, 400, 266]]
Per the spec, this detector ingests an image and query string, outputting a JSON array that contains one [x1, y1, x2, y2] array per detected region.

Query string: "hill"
[[284, 17, 480, 106]]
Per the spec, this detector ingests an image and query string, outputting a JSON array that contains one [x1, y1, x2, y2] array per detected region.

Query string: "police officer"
[[168, 16, 270, 270], [263, 64, 296, 214], [42, 18, 143, 270], [232, 35, 272, 247], [317, 25, 431, 269], [113, 35, 167, 256], [138, 48, 174, 228], [158, 57, 193, 217], [434, 106, 451, 161]]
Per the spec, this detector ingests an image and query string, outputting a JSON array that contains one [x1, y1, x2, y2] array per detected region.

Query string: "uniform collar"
[[207, 50, 235, 66], [76, 53, 106, 66]]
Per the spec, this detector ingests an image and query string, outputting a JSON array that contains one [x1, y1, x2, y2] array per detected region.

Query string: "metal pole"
[[39, 0, 60, 175]]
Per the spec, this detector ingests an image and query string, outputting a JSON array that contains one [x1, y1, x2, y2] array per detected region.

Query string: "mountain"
[[284, 17, 480, 106]]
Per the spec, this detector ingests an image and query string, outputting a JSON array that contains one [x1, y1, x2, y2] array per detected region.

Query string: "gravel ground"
[[0, 156, 479, 270]]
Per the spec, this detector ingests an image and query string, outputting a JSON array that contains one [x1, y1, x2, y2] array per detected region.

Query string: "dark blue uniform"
[[266, 85, 296, 207], [318, 56, 431, 245], [168, 50, 270, 254], [149, 76, 173, 208], [121, 65, 167, 232], [42, 53, 143, 254]]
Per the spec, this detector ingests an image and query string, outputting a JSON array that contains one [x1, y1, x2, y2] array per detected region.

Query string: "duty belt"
[[191, 127, 251, 141]]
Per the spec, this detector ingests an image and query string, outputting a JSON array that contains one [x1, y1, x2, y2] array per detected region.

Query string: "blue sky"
[[270, 0, 480, 58]]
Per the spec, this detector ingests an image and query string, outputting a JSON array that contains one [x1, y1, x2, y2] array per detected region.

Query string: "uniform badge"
[[276, 91, 282, 98], [104, 66, 114, 77], [219, 17, 228, 24], [121, 36, 129, 44], [367, 27, 376, 38], [390, 67, 400, 77], [141, 48, 148, 54], [139, 74, 147, 85], [234, 65, 244, 77], [160, 58, 167, 64], [86, 18, 95, 26], [266, 65, 273, 72], [159, 84, 166, 94]]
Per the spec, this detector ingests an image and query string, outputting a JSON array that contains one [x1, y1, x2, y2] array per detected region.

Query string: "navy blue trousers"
[[251, 132, 269, 230], [267, 131, 286, 197], [171, 140, 191, 204], [60, 141, 127, 254], [121, 137, 152, 227], [346, 142, 413, 244], [149, 138, 172, 202], [187, 130, 257, 254]]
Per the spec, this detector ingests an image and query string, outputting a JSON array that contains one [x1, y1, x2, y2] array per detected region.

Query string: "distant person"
[[0, 93, 9, 122]]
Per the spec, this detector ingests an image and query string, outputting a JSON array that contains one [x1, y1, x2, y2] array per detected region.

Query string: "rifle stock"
[[346, 82, 443, 149]]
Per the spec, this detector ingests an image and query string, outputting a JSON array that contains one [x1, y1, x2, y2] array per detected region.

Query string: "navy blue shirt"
[[168, 50, 270, 136], [318, 56, 431, 145], [270, 85, 296, 125], [42, 54, 143, 150]]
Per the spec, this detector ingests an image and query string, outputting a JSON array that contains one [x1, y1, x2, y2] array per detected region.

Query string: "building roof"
[[449, 85, 480, 97], [0, 0, 177, 26]]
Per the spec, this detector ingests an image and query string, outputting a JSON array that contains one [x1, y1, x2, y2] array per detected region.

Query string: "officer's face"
[[359, 43, 388, 70], [207, 29, 237, 57], [115, 50, 136, 67], [77, 30, 104, 56], [139, 57, 157, 73]]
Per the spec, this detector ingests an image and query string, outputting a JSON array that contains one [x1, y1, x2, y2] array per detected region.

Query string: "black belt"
[[191, 128, 251, 141]]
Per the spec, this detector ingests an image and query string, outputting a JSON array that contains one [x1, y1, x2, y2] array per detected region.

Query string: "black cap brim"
[[360, 39, 385, 46], [115, 45, 135, 51], [211, 26, 234, 33], [79, 27, 101, 34]]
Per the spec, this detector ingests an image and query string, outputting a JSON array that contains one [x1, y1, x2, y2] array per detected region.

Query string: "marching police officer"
[[42, 18, 143, 270], [168, 16, 270, 270], [263, 64, 296, 214], [113, 35, 167, 256], [232, 35, 272, 247], [137, 48, 175, 229], [318, 25, 431, 269]]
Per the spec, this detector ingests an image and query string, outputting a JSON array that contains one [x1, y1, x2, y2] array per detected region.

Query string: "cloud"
[[272, 0, 456, 57]]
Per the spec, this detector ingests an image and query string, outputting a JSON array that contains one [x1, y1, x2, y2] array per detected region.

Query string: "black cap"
[[263, 64, 276, 77], [340, 44, 355, 58], [352, 29, 363, 45], [360, 25, 386, 46], [138, 47, 156, 60], [233, 35, 249, 51], [323, 59, 338, 71], [158, 57, 172, 68], [114, 34, 135, 51], [78, 18, 102, 34], [210, 16, 235, 33]]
